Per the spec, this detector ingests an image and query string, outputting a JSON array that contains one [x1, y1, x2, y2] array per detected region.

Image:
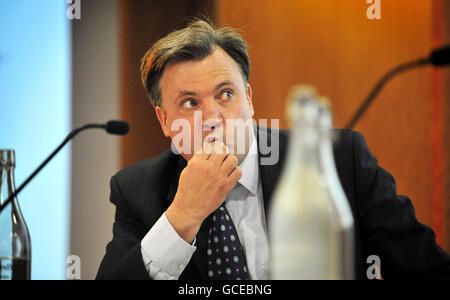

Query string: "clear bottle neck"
[[0, 150, 17, 207], [317, 111, 354, 229], [286, 124, 321, 171], [285, 93, 322, 171], [318, 126, 335, 174]]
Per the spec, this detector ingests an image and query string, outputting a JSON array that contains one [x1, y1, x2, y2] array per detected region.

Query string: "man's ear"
[[155, 106, 170, 137], [246, 83, 254, 117]]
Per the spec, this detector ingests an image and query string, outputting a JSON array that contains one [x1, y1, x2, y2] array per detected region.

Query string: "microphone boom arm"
[[0, 123, 111, 213], [345, 57, 430, 130]]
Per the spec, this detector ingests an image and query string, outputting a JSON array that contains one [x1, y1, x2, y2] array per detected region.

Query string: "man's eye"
[[220, 90, 233, 101], [182, 99, 198, 108]]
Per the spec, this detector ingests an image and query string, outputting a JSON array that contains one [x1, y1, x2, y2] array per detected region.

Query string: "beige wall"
[[70, 0, 119, 280]]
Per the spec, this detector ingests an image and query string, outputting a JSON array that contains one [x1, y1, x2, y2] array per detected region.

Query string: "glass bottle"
[[317, 100, 355, 280], [269, 85, 354, 279], [0, 149, 31, 280]]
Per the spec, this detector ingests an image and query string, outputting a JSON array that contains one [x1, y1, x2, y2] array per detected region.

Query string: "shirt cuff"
[[141, 212, 197, 279]]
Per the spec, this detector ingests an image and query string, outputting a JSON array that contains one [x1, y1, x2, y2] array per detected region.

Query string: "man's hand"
[[165, 141, 242, 243]]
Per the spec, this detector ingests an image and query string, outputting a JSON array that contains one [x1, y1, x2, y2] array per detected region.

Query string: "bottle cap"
[[286, 84, 320, 127], [318, 96, 331, 109], [0, 149, 15, 168]]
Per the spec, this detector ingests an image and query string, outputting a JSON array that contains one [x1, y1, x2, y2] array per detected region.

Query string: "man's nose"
[[202, 99, 222, 130]]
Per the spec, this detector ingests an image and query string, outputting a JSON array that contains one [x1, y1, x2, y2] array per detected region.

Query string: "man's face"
[[155, 47, 255, 163]]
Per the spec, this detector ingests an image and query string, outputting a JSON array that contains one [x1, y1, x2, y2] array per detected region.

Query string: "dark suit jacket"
[[96, 127, 450, 280]]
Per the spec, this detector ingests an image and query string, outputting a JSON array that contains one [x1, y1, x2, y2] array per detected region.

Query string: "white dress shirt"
[[140, 135, 270, 280]]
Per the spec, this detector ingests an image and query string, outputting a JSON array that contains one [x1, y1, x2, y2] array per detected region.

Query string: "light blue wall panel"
[[0, 0, 71, 279]]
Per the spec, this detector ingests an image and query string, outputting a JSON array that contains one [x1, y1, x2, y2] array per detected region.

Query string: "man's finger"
[[227, 166, 242, 183], [220, 154, 238, 176], [193, 145, 210, 161], [208, 142, 230, 166]]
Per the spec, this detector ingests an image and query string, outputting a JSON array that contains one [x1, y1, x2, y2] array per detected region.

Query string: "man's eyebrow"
[[175, 81, 236, 100], [215, 80, 235, 91], [176, 90, 198, 100]]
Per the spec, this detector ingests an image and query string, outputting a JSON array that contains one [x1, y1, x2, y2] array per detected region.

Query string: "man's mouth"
[[205, 135, 217, 143]]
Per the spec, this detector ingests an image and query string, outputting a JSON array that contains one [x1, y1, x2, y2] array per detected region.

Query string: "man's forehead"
[[160, 48, 242, 98], [177, 80, 236, 97]]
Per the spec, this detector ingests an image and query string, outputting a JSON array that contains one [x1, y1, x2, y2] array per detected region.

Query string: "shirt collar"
[[237, 132, 259, 196]]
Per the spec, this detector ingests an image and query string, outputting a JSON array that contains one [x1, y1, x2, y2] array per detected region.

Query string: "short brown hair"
[[140, 20, 250, 108]]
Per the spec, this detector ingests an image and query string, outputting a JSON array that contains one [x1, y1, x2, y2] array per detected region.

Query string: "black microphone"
[[105, 120, 129, 135], [430, 44, 450, 66], [346, 44, 450, 129], [0, 120, 130, 213]]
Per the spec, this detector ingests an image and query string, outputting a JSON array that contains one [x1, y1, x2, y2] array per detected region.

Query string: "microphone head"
[[106, 120, 129, 135], [430, 45, 450, 66]]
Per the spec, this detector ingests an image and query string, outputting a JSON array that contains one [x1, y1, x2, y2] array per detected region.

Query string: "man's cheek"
[[168, 118, 194, 155], [225, 119, 253, 154]]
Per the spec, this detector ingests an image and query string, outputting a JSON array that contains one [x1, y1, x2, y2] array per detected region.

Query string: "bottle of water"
[[317, 100, 354, 280], [0, 150, 31, 280], [269, 85, 354, 279]]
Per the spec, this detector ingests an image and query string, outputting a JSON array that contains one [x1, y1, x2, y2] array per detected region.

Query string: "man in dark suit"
[[96, 20, 450, 280]]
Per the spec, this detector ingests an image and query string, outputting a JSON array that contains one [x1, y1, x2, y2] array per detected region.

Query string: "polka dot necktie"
[[207, 204, 249, 280]]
